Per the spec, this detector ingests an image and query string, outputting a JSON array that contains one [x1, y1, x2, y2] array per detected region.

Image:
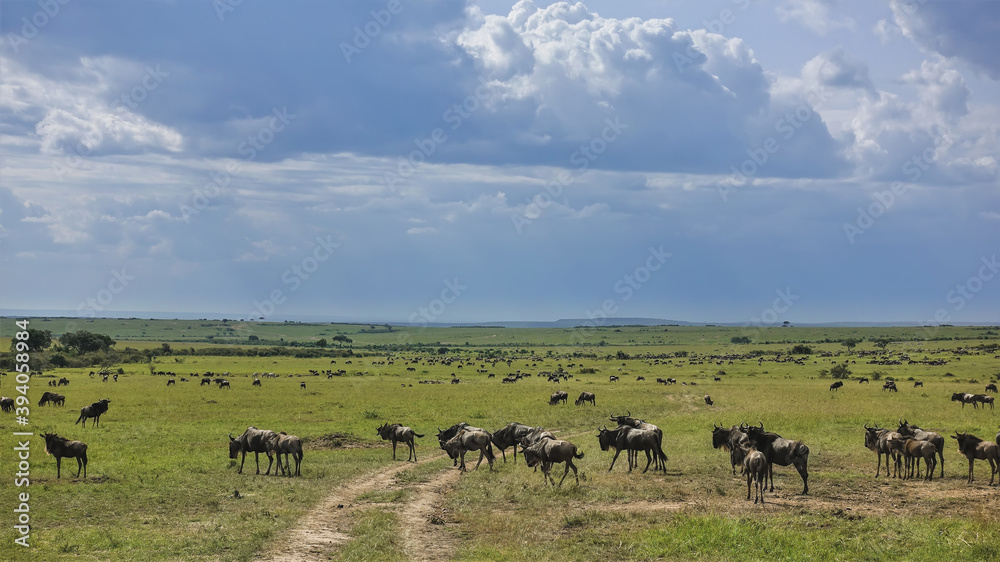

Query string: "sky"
[[0, 0, 998, 326]]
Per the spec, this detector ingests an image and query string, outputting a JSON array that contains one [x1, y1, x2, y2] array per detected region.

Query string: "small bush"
[[362, 410, 379, 419]]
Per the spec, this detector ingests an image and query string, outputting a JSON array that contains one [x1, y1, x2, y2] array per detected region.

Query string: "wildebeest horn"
[[626, 410, 631, 417], [898, 417, 902, 426], [863, 423, 870, 430], [757, 421, 764, 429], [229, 433, 234, 441], [714, 422, 720, 429]]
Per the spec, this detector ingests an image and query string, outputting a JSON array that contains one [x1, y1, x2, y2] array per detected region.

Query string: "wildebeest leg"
[[264, 451, 274, 476], [967, 458, 974, 484], [608, 449, 623, 472], [238, 451, 247, 474], [875, 452, 882, 478], [746, 468, 752, 500], [56, 457, 61, 479], [796, 460, 809, 494], [642, 449, 653, 473], [77, 456, 84, 478], [391, 439, 398, 460], [767, 462, 774, 492], [938, 449, 944, 478], [410, 438, 417, 462], [990, 458, 997, 485]]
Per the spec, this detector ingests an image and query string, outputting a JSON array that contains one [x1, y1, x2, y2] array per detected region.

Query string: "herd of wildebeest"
[[5, 359, 1000, 507]]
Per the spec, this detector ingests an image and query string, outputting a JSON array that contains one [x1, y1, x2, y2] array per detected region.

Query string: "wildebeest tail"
[[413, 432, 425, 438], [75, 412, 83, 424], [486, 442, 496, 461], [574, 450, 584, 459]]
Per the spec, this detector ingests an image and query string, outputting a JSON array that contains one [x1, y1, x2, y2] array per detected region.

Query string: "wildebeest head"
[[229, 432, 241, 459], [596, 425, 622, 452]]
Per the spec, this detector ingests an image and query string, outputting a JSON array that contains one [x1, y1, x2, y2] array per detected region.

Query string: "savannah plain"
[[1, 318, 998, 561]]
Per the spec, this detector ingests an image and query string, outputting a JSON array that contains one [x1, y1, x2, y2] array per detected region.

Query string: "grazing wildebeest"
[[167, 378, 176, 386], [596, 425, 667, 473], [490, 422, 534, 463], [575, 392, 596, 406], [744, 449, 768, 504], [58, 377, 69, 386], [609, 375, 619, 382], [610, 412, 665, 471], [704, 395, 714, 406], [972, 394, 995, 410], [377, 423, 424, 462], [271, 432, 303, 477], [666, 378, 677, 385], [522, 438, 584, 486], [863, 424, 902, 478], [711, 423, 751, 475], [438, 422, 481, 465], [636, 376, 645, 381], [888, 437, 937, 481], [951, 392, 975, 408], [743, 422, 810, 494], [656, 378, 667, 384], [896, 419, 945, 478], [858, 377, 869, 384], [986, 383, 998, 393], [913, 381, 923, 387], [300, 382, 306, 390], [201, 377, 212, 386], [0, 396, 13, 412], [443, 429, 496, 472], [951, 432, 1000, 485], [252, 378, 261, 387], [829, 381, 843, 391], [549, 390, 568, 405], [882, 380, 897, 392], [38, 391, 65, 407], [75, 399, 110, 428], [218, 379, 230, 389], [42, 432, 87, 479], [229, 426, 277, 475]]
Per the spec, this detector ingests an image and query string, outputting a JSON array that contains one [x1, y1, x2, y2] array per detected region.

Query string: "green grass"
[[0, 321, 998, 560]]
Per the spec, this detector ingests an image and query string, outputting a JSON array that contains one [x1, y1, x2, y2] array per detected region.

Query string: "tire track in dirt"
[[398, 466, 463, 561], [256, 452, 448, 562]]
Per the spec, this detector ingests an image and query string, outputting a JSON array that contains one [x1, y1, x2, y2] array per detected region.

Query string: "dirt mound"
[[306, 432, 375, 450]]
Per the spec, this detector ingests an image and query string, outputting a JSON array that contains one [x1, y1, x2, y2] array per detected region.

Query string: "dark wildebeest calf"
[[522, 438, 584, 486], [230, 426, 277, 475], [42, 432, 88, 479], [377, 423, 424, 462], [575, 392, 596, 406], [743, 422, 810, 494], [951, 432, 1000, 485], [896, 419, 945, 478], [75, 399, 110, 428]]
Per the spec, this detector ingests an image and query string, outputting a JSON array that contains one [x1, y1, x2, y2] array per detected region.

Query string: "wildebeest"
[[829, 381, 843, 391], [42, 432, 87, 479], [609, 375, 619, 382], [167, 378, 176, 386], [575, 392, 596, 406], [888, 437, 937, 481], [743, 422, 810, 494], [229, 426, 277, 475], [252, 378, 261, 387], [972, 394, 995, 410], [863, 424, 902, 478], [75, 399, 110, 428], [377, 423, 424, 462], [610, 412, 665, 471], [951, 432, 1000, 485], [744, 449, 768, 504], [218, 379, 230, 389], [38, 391, 65, 407], [490, 422, 534, 463], [882, 380, 897, 392], [300, 382, 306, 390], [200, 377, 212, 386], [271, 432, 303, 477], [896, 419, 945, 478], [704, 395, 714, 406], [522, 438, 584, 486], [438, 422, 482, 465], [549, 390, 568, 405], [596, 425, 667, 474], [913, 381, 923, 387], [443, 429, 496, 472], [951, 392, 975, 408], [858, 377, 869, 384], [0, 396, 13, 412], [986, 383, 998, 393], [711, 423, 750, 475], [57, 377, 69, 386]]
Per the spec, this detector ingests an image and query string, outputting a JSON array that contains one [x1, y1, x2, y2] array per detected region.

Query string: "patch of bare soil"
[[306, 432, 375, 450], [257, 452, 457, 562]]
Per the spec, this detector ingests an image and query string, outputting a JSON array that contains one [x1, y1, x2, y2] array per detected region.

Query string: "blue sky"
[[1, 0, 998, 325]]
